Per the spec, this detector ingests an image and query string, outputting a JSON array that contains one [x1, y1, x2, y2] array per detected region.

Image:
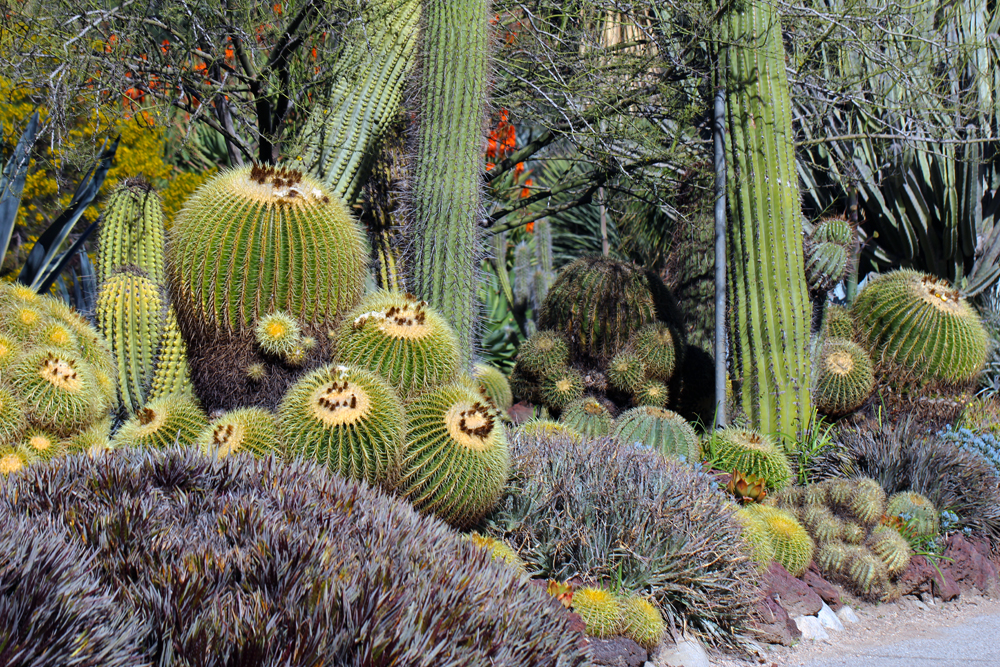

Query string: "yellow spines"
[[0, 386, 26, 445], [97, 177, 166, 283], [467, 533, 527, 575], [111, 394, 208, 450], [0, 444, 30, 476], [746, 504, 815, 577], [19, 427, 67, 462], [148, 306, 193, 401], [473, 362, 513, 412], [618, 595, 666, 650], [11, 348, 103, 436], [197, 407, 281, 459], [571, 587, 623, 639], [513, 418, 583, 443]]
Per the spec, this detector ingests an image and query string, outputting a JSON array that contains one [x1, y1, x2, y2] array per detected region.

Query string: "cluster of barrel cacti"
[[0, 284, 116, 473], [570, 586, 667, 649], [767, 478, 932, 599]]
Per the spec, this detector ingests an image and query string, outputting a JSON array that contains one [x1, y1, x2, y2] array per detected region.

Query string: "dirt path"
[[711, 594, 1000, 667]]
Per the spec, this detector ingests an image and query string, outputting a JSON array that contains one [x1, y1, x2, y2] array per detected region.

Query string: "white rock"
[[794, 615, 830, 641], [654, 634, 711, 667], [817, 603, 845, 632], [837, 606, 860, 624]]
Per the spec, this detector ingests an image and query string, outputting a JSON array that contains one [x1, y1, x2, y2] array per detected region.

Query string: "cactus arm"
[[295, 0, 420, 205], [148, 306, 193, 401], [407, 0, 490, 366], [719, 0, 812, 438]]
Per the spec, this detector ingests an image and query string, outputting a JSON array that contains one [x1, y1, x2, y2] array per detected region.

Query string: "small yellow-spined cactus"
[[111, 395, 208, 450], [516, 330, 570, 376], [887, 492, 939, 538], [704, 427, 792, 491], [0, 386, 26, 445], [467, 533, 527, 575], [473, 362, 513, 411], [255, 311, 303, 357], [19, 427, 66, 462], [539, 365, 584, 410], [197, 407, 281, 459], [571, 587, 623, 638], [628, 323, 681, 381], [68, 417, 113, 456], [747, 504, 815, 576], [734, 505, 776, 569], [606, 350, 646, 394], [0, 444, 30, 476], [635, 380, 669, 408], [866, 525, 912, 575], [619, 595, 666, 650], [514, 418, 583, 443]]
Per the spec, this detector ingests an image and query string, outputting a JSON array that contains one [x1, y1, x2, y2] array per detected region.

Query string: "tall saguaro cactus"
[[718, 0, 812, 438], [407, 0, 490, 365]]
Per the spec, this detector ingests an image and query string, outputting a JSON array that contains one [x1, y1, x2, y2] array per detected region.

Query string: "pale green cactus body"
[[560, 397, 613, 438], [111, 394, 208, 450], [613, 407, 699, 462], [148, 307, 193, 401], [814, 337, 874, 417], [473, 362, 513, 411], [704, 427, 792, 490], [96, 267, 166, 416], [97, 178, 166, 283]]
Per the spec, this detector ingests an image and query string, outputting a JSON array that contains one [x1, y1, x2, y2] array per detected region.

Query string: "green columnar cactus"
[[619, 596, 665, 650], [607, 350, 646, 393], [851, 269, 988, 383], [539, 365, 584, 410], [718, 0, 812, 438], [703, 427, 792, 491], [295, 0, 420, 204], [97, 177, 166, 283], [11, 348, 103, 436], [96, 267, 166, 416], [168, 165, 367, 334], [196, 407, 281, 459], [887, 492, 939, 537], [333, 291, 460, 399], [560, 397, 613, 438], [110, 394, 208, 450], [148, 307, 193, 401], [571, 587, 623, 639], [612, 407, 700, 462], [407, 0, 490, 364], [398, 382, 510, 528], [538, 256, 683, 364], [866, 525, 912, 576], [513, 241, 533, 304], [279, 364, 405, 487], [747, 505, 815, 577], [824, 305, 856, 341], [814, 338, 874, 417], [628, 323, 682, 381], [516, 330, 570, 376], [473, 362, 513, 411]]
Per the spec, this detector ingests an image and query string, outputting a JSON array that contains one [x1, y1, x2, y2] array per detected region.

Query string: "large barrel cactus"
[[851, 269, 988, 383], [166, 164, 368, 409]]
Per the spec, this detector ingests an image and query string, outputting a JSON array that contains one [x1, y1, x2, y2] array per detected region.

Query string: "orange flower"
[[520, 177, 533, 199], [525, 221, 534, 233], [160, 39, 170, 54], [273, 3, 282, 15]]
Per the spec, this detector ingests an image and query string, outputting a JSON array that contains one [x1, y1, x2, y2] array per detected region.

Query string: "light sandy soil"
[[708, 594, 1000, 667]]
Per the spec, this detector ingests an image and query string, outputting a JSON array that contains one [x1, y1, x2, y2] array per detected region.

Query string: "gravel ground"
[[708, 594, 1000, 667]]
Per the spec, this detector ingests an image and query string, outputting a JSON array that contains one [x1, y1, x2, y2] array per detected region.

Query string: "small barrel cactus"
[[612, 407, 699, 462], [279, 364, 405, 487], [111, 394, 208, 450], [571, 587, 623, 639], [628, 323, 682, 381], [804, 241, 849, 294], [813, 337, 874, 417], [843, 545, 889, 597], [513, 418, 583, 443], [196, 407, 282, 459], [734, 505, 777, 568], [813, 218, 854, 245], [866, 525, 912, 576], [255, 311, 303, 358], [398, 382, 510, 528], [333, 291, 461, 399], [11, 348, 104, 436], [607, 350, 646, 393], [824, 304, 855, 341], [539, 365, 584, 410], [703, 427, 792, 490], [635, 380, 669, 408], [852, 269, 988, 383], [816, 540, 848, 573], [473, 362, 513, 411], [801, 504, 843, 544], [746, 504, 815, 577], [515, 330, 571, 376], [845, 477, 887, 526], [618, 596, 665, 650], [466, 533, 527, 575], [560, 396, 613, 438], [886, 492, 939, 537]]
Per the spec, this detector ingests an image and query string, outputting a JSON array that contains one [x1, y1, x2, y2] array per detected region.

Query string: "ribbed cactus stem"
[[408, 0, 490, 365], [719, 0, 812, 438], [148, 306, 193, 401], [97, 178, 166, 284]]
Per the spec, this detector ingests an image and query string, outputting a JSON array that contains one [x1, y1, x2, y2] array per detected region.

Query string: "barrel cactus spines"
[[96, 266, 167, 416], [515, 330, 570, 376], [887, 492, 939, 538], [539, 365, 584, 410], [814, 337, 874, 417], [560, 397, 613, 438], [607, 350, 646, 393], [734, 505, 776, 568], [280, 364, 405, 487], [514, 418, 583, 443], [824, 304, 856, 341], [508, 362, 540, 404], [801, 504, 842, 544], [39, 319, 78, 351], [0, 387, 26, 445], [804, 241, 849, 294], [4, 301, 46, 340], [842, 521, 866, 545], [571, 587, 623, 639], [619, 596, 666, 650], [0, 444, 30, 476], [11, 348, 103, 436], [703, 427, 792, 491], [866, 525, 912, 576], [538, 256, 684, 364], [852, 269, 988, 383], [846, 478, 887, 526], [148, 307, 193, 402], [334, 291, 461, 399], [467, 533, 527, 575], [97, 176, 166, 283], [399, 382, 510, 528], [628, 323, 682, 381], [635, 380, 669, 408], [843, 545, 889, 597], [803, 483, 829, 507], [0, 333, 18, 369], [816, 540, 848, 573], [111, 395, 208, 450], [824, 478, 853, 506], [68, 417, 112, 456], [612, 407, 699, 462], [20, 427, 66, 463], [255, 311, 303, 358], [196, 407, 281, 460], [813, 218, 854, 246], [748, 505, 815, 577], [473, 362, 513, 412]]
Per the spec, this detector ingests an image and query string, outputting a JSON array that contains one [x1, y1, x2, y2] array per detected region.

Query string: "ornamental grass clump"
[[485, 433, 759, 645], [0, 448, 589, 667]]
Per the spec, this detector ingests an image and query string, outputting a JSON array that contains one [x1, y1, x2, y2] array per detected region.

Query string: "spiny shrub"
[[0, 449, 588, 666], [852, 269, 988, 383], [485, 433, 758, 645], [0, 516, 148, 667], [703, 427, 792, 491], [333, 291, 460, 398]]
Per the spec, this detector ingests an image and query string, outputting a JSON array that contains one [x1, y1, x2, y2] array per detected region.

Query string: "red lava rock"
[[801, 564, 844, 610], [764, 561, 824, 617], [899, 555, 961, 601], [751, 594, 801, 646], [584, 636, 648, 667], [507, 401, 534, 425], [942, 534, 999, 595]]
